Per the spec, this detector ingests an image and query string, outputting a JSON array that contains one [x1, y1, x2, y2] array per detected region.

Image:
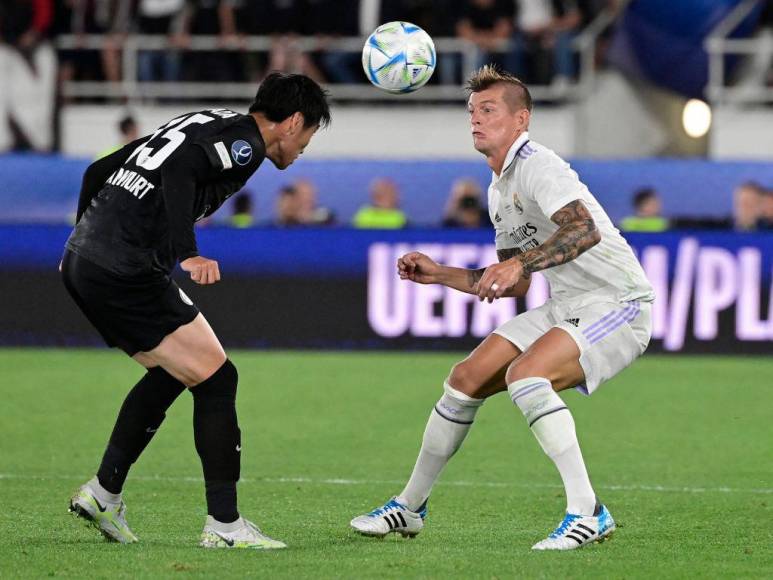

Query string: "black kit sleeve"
[[75, 137, 146, 223], [160, 145, 211, 262], [199, 178, 245, 202]]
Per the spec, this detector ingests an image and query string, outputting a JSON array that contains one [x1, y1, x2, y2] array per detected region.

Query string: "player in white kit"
[[350, 65, 654, 550]]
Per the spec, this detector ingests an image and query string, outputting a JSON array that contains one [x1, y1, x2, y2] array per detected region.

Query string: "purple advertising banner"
[[0, 227, 770, 353]]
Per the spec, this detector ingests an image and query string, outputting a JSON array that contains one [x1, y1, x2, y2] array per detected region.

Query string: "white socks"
[[508, 377, 597, 516], [398, 382, 484, 511]]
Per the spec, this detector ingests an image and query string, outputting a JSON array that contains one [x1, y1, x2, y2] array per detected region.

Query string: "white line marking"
[[1, 473, 770, 495]]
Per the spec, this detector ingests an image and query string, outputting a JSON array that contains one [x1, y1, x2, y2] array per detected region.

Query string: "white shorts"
[[493, 299, 652, 395]]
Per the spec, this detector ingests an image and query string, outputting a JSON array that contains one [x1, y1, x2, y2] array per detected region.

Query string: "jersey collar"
[[493, 131, 530, 183]]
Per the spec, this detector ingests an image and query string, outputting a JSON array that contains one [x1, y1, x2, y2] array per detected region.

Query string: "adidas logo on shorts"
[[564, 318, 580, 327]]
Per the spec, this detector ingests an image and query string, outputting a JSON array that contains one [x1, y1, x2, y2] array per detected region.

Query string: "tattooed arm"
[[474, 200, 600, 302], [517, 199, 600, 275], [398, 249, 531, 297]]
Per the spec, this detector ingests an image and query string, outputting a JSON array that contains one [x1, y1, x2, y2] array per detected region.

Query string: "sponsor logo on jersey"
[[494, 212, 502, 223], [564, 318, 580, 327], [231, 140, 252, 166], [508, 222, 538, 244], [512, 192, 524, 214]]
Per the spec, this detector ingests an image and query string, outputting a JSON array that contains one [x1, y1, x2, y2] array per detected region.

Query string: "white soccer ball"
[[362, 21, 436, 93]]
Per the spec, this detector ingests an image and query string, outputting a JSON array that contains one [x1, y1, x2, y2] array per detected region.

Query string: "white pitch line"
[[0, 473, 771, 495]]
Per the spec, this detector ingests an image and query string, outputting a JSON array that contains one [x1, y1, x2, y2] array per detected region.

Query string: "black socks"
[[97, 366, 186, 494], [95, 360, 242, 524], [191, 359, 241, 524]]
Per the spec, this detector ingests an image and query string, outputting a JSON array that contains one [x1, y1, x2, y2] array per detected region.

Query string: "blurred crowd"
[[620, 182, 773, 233], [0, 0, 618, 88], [220, 176, 773, 232]]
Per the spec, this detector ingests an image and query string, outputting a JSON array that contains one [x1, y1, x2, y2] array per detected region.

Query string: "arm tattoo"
[[497, 248, 522, 261], [468, 267, 486, 289], [517, 200, 600, 275], [496, 247, 531, 279], [467, 247, 527, 289]]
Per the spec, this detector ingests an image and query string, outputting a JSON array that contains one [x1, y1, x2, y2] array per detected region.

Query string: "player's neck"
[[488, 130, 526, 177], [251, 113, 276, 147]]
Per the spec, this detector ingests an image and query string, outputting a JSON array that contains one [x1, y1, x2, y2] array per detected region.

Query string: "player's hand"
[[475, 258, 524, 303], [180, 256, 221, 285], [397, 251, 441, 285]]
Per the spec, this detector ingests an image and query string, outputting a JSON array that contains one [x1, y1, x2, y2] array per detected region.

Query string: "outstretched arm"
[[475, 200, 600, 302], [398, 250, 531, 298]]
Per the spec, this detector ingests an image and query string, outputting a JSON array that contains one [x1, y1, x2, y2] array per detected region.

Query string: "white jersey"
[[488, 132, 654, 305]]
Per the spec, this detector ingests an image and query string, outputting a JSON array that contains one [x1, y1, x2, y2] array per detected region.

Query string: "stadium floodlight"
[[682, 99, 712, 138]]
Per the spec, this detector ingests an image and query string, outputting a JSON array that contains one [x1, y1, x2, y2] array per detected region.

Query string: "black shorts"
[[61, 250, 199, 356]]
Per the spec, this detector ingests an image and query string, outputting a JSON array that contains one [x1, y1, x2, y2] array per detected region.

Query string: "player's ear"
[[289, 112, 304, 135], [293, 111, 306, 133]]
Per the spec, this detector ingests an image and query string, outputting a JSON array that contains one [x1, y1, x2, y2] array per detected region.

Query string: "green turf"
[[0, 349, 771, 579]]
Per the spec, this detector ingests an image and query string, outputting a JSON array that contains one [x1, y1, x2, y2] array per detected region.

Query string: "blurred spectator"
[[620, 187, 669, 232], [352, 178, 407, 229], [759, 189, 773, 230], [230, 191, 254, 228], [442, 178, 490, 228], [118, 114, 139, 141], [455, 0, 514, 75], [507, 0, 582, 86], [0, 0, 56, 151], [95, 113, 138, 158], [265, 0, 326, 83], [52, 0, 130, 89], [733, 181, 764, 231], [182, 0, 243, 83], [275, 184, 303, 226], [273, 180, 335, 226], [380, 0, 460, 84], [135, 0, 186, 83], [226, 0, 270, 80], [293, 178, 336, 225], [308, 0, 360, 84]]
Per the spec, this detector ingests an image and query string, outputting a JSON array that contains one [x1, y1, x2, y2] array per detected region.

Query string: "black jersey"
[[66, 109, 266, 276]]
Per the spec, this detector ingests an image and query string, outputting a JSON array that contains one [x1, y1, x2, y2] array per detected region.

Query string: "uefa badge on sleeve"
[[231, 140, 253, 166]]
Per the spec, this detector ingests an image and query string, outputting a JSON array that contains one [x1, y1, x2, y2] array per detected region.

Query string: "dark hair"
[[118, 115, 136, 135], [249, 72, 331, 129], [466, 64, 533, 113], [738, 180, 764, 194], [633, 187, 658, 209]]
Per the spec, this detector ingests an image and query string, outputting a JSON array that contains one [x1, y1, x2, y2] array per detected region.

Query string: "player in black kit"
[[62, 73, 330, 549]]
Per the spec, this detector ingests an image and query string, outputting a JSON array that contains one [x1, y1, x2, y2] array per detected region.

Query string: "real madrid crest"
[[512, 192, 524, 214]]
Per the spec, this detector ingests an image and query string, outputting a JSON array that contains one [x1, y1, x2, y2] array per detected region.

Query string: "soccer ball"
[[362, 21, 436, 93]]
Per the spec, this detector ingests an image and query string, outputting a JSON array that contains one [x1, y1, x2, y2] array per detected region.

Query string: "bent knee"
[[447, 360, 488, 398], [179, 350, 228, 387], [505, 358, 575, 391]]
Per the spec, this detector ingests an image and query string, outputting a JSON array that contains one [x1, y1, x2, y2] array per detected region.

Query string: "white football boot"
[[532, 503, 615, 550], [200, 516, 287, 549], [68, 481, 138, 544], [350, 497, 427, 538]]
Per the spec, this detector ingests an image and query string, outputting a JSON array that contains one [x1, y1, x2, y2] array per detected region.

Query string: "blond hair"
[[465, 64, 533, 113]]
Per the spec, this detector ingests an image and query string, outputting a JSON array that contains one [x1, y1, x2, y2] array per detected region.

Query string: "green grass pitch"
[[0, 349, 771, 579]]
